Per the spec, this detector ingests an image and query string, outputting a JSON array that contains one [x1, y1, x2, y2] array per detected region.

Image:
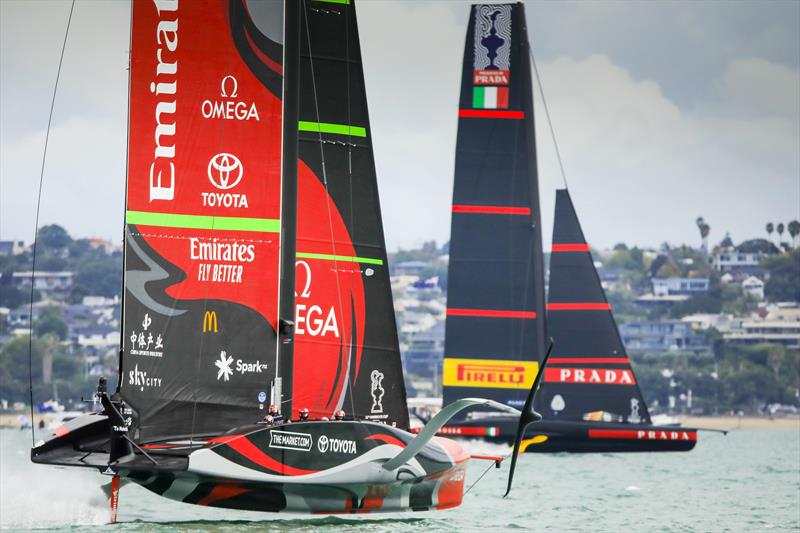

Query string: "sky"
[[1, 0, 798, 252]]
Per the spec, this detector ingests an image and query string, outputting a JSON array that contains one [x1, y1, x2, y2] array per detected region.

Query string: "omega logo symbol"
[[220, 75, 238, 98], [207, 153, 243, 190]]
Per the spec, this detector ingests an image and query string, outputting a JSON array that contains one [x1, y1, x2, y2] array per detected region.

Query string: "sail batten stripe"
[[296, 251, 383, 265], [452, 205, 531, 215], [552, 243, 590, 252], [298, 121, 366, 137], [458, 109, 524, 119], [447, 308, 536, 319], [547, 302, 611, 311], [126, 211, 280, 233], [549, 357, 630, 364], [313, 0, 350, 3]]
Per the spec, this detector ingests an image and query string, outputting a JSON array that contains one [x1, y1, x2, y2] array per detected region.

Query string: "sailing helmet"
[[321, 416, 329, 421], [268, 404, 278, 415], [334, 409, 345, 420], [299, 407, 310, 420]]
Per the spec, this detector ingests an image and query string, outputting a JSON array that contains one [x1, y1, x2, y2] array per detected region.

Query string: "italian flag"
[[473, 86, 509, 109]]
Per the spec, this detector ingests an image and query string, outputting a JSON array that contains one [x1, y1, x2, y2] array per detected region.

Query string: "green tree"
[[34, 306, 68, 340], [37, 224, 72, 249], [737, 239, 779, 254], [762, 249, 800, 302]]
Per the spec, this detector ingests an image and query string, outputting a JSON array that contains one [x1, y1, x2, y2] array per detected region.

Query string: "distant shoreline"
[[1, 412, 798, 431], [678, 415, 800, 431]]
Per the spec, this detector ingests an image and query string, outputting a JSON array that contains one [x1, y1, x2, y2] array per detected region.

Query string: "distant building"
[[634, 293, 689, 307], [597, 265, 629, 292], [724, 307, 800, 348], [710, 251, 766, 278], [12, 271, 73, 293], [741, 276, 765, 301], [681, 313, 736, 333], [652, 277, 710, 297], [620, 319, 711, 355], [392, 261, 429, 277], [0, 240, 26, 256], [401, 320, 444, 396]]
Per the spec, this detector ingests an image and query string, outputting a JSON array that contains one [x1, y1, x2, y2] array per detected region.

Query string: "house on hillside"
[[651, 277, 710, 297]]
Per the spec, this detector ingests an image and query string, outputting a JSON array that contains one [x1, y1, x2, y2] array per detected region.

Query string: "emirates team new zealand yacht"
[[31, 0, 525, 517], [437, 3, 699, 453]]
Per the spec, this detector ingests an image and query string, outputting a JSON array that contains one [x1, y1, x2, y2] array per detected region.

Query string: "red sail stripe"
[[551, 243, 590, 252], [364, 434, 406, 448], [589, 429, 697, 442], [549, 357, 630, 364], [547, 302, 611, 311], [458, 109, 524, 119], [243, 26, 283, 76], [225, 437, 320, 476], [452, 205, 531, 215], [447, 308, 536, 319]]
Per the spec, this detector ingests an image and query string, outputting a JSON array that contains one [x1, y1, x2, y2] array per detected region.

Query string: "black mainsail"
[[443, 2, 547, 412], [293, 0, 409, 428], [538, 189, 651, 425]]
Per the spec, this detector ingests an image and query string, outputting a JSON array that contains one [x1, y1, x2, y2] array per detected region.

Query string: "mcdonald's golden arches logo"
[[203, 311, 218, 333]]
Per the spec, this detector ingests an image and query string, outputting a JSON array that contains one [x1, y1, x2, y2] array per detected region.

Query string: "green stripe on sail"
[[126, 211, 280, 233], [314, 0, 350, 3], [472, 86, 485, 108], [296, 251, 383, 265], [298, 121, 366, 138]]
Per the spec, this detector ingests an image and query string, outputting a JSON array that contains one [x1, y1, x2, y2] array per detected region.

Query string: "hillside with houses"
[[0, 221, 798, 417]]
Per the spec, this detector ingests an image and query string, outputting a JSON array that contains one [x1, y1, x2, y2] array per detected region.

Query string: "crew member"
[[268, 404, 284, 425], [299, 407, 310, 421], [262, 414, 274, 426], [334, 409, 345, 421]]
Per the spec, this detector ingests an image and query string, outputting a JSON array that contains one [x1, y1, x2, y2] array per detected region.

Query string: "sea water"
[[1, 428, 798, 532]]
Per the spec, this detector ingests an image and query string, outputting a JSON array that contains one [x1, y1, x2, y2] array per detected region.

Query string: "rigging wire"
[[27, 0, 76, 445], [464, 459, 499, 496], [302, 1, 358, 419], [528, 45, 569, 190]]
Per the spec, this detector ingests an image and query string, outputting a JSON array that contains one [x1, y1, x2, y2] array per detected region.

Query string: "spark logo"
[[442, 358, 537, 389]]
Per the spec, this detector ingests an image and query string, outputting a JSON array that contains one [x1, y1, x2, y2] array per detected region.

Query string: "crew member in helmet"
[[268, 404, 284, 425], [299, 407, 310, 421], [334, 409, 345, 421]]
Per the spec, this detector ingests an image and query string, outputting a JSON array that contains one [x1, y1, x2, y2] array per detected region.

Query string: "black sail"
[[292, 0, 409, 429], [537, 189, 652, 425], [443, 3, 547, 411]]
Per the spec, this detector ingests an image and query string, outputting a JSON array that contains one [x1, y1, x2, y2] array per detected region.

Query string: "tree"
[[696, 217, 710, 252], [736, 239, 779, 254], [766, 222, 774, 243], [776, 223, 785, 244], [34, 306, 68, 340], [767, 345, 786, 379], [788, 220, 800, 247], [761, 249, 800, 302], [37, 225, 72, 250]]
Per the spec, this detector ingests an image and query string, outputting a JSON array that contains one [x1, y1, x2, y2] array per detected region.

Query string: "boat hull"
[[436, 417, 698, 453], [32, 415, 469, 513]]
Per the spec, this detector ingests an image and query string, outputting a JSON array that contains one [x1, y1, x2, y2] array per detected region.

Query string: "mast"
[[276, 0, 301, 416]]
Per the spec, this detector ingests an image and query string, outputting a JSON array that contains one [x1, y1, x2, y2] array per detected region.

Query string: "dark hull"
[[32, 414, 469, 513], [438, 417, 697, 453]]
